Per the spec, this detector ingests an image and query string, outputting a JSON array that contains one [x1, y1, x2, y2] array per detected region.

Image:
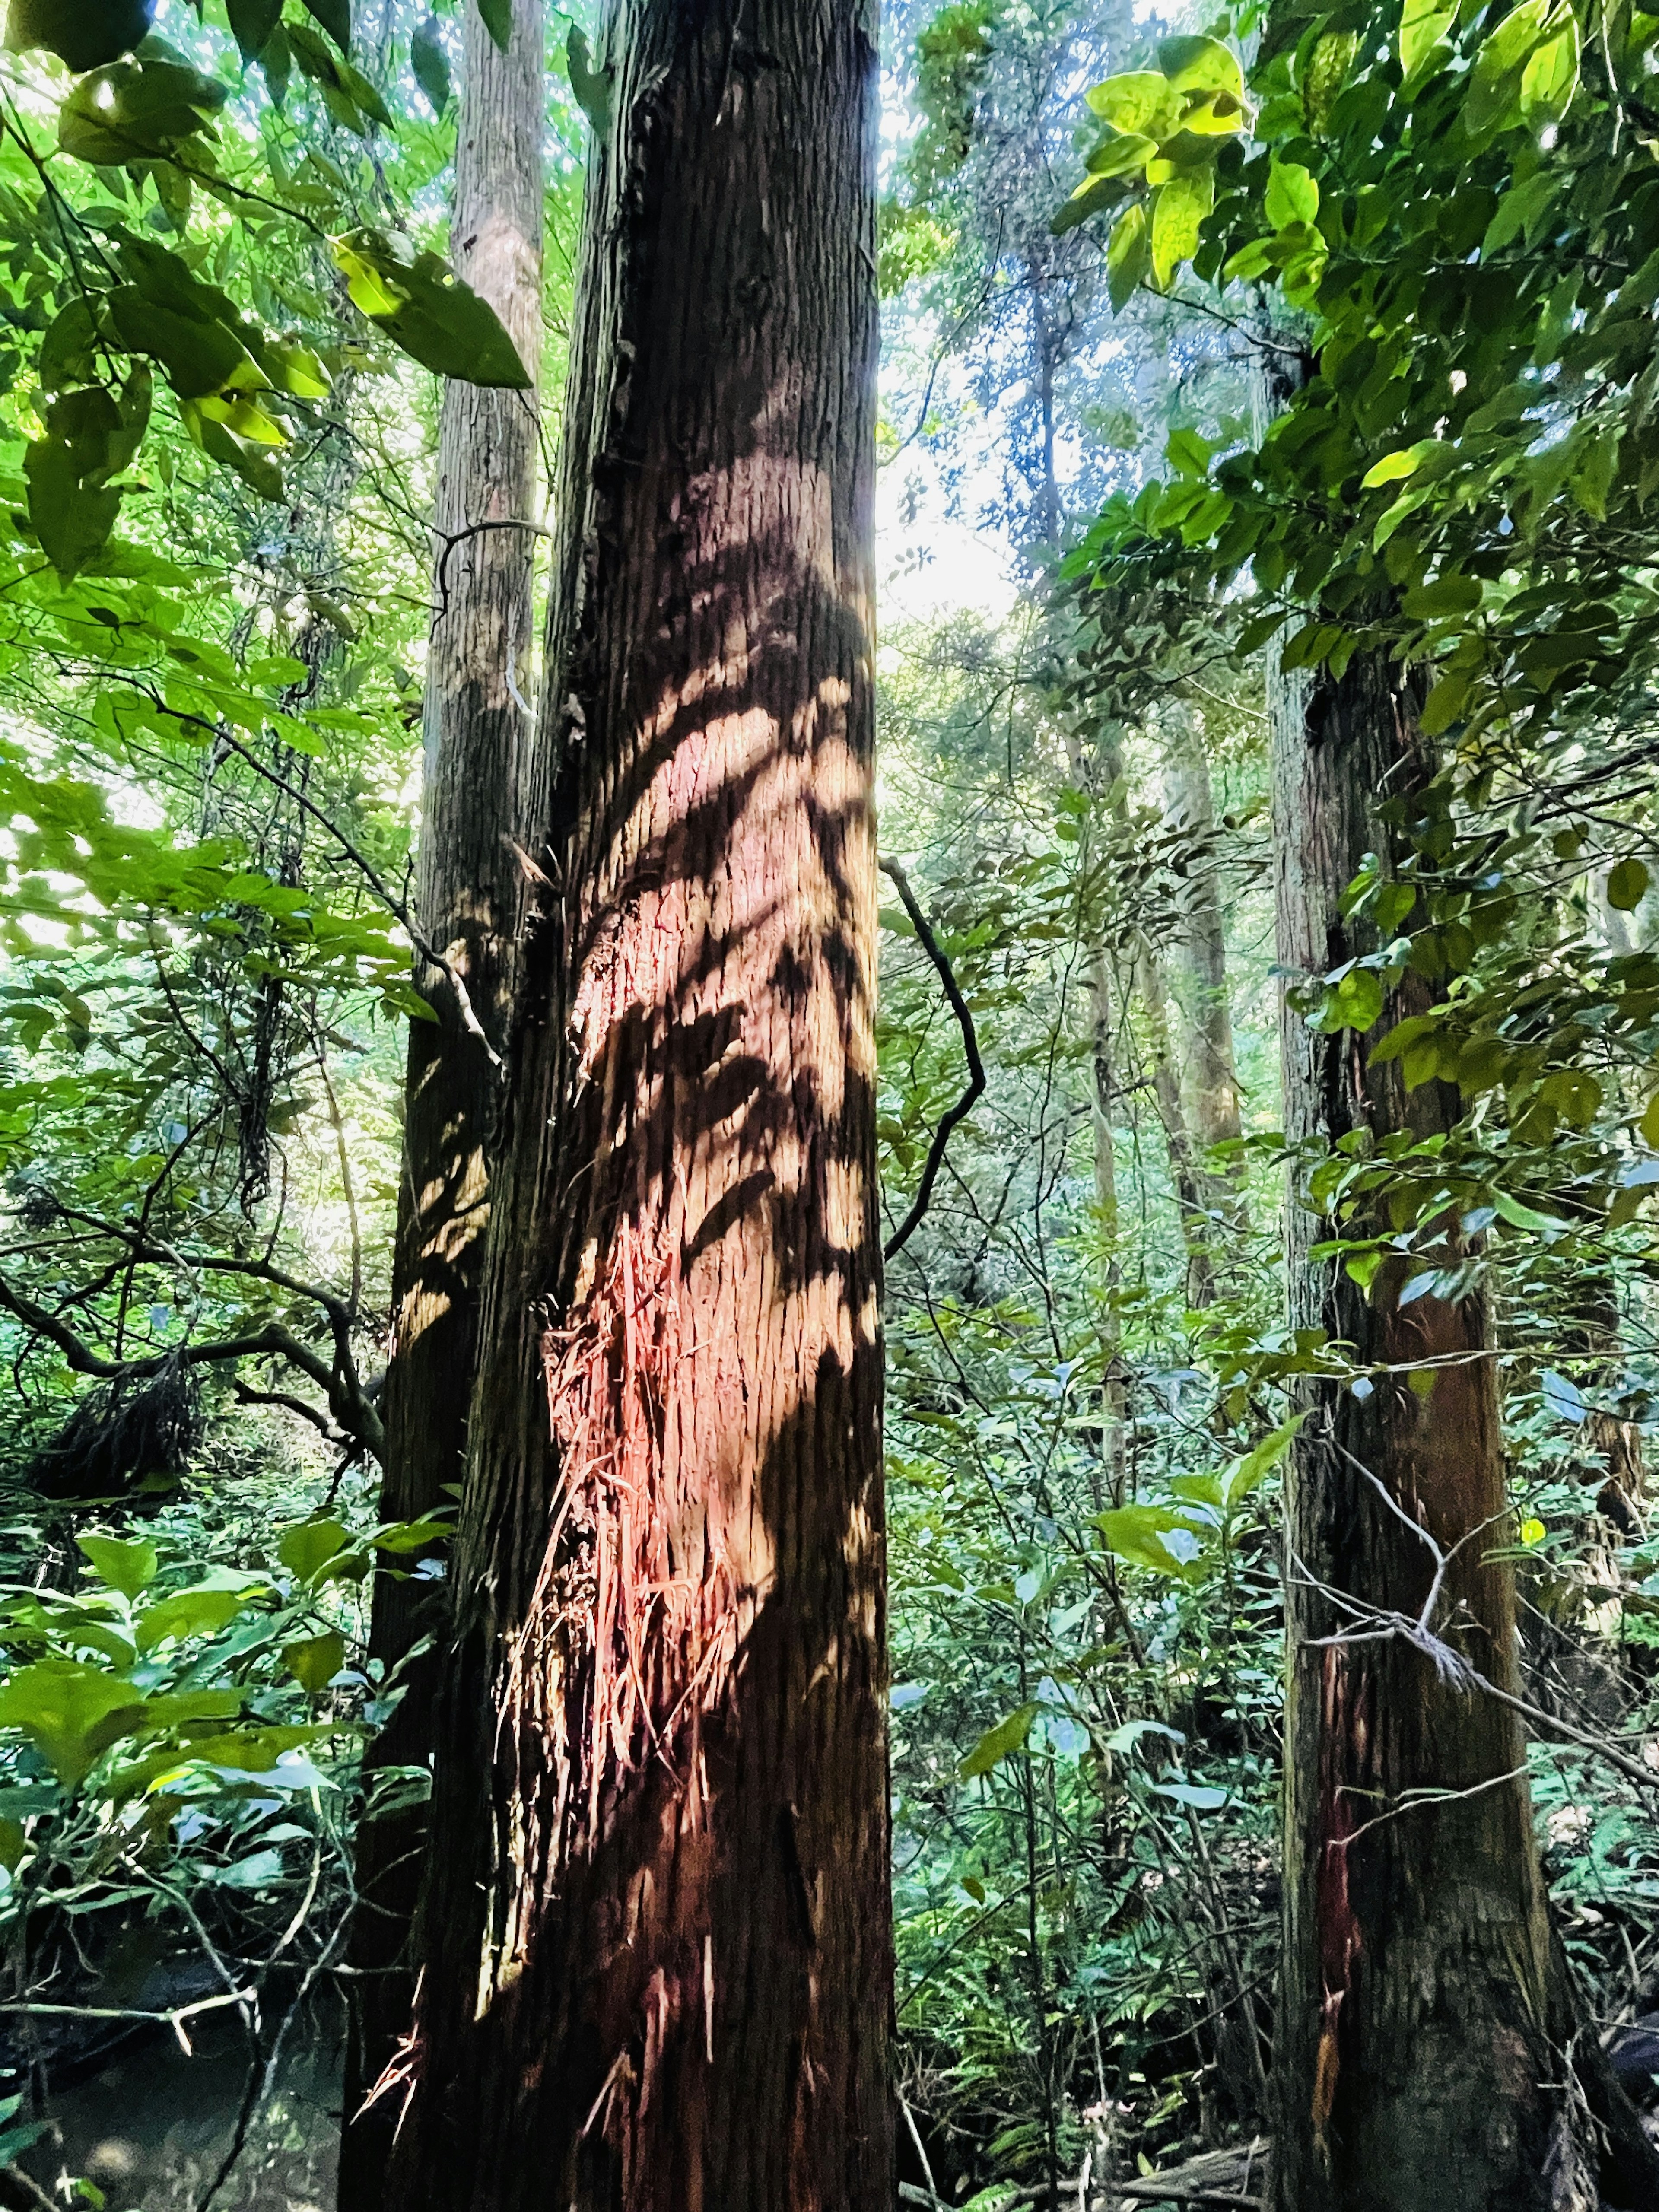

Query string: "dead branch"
[[880, 858, 988, 1263]]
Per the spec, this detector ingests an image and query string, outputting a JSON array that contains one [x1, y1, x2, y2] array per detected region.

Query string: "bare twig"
[[880, 858, 988, 1262]]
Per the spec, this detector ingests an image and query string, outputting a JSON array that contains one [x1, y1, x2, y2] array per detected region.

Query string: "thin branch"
[[880, 858, 988, 1262]]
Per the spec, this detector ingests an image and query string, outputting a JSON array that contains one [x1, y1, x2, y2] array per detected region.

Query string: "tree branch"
[[880, 858, 988, 1262]]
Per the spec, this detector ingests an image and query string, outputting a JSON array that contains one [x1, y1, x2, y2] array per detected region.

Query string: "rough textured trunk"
[[340, 3, 543, 2198], [1162, 706, 1246, 1229], [1269, 648, 1659, 2212], [381, 2, 891, 2207]]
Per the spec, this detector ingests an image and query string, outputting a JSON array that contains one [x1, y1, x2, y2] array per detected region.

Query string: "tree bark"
[[1162, 706, 1246, 1231], [1269, 647, 1659, 2212], [340, 3, 544, 2198], [381, 2, 891, 2206]]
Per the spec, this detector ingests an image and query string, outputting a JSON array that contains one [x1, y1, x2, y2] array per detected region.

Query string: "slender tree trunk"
[[1162, 706, 1246, 1230], [1269, 648, 1659, 2212], [340, 4, 544, 2197], [382, 2, 891, 2206], [1135, 928, 1217, 1308]]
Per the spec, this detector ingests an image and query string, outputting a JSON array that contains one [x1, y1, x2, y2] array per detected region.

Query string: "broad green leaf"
[[1465, 0, 1558, 132], [1481, 170, 1557, 257], [0, 1661, 145, 1789], [332, 229, 532, 387], [1224, 1418, 1302, 1509], [279, 1517, 351, 1583], [1400, 0, 1456, 85], [1150, 168, 1213, 289], [1361, 446, 1424, 488], [77, 1535, 158, 1599], [1082, 130, 1159, 181], [302, 0, 351, 51], [5, 0, 151, 71], [135, 1583, 253, 1651], [1402, 572, 1482, 617], [1491, 1189, 1565, 1233], [1052, 171, 1130, 235], [1639, 1092, 1659, 1147], [411, 14, 450, 113], [1106, 201, 1150, 312], [1085, 72, 1182, 140], [25, 436, 121, 583], [283, 1630, 346, 1693], [227, 0, 283, 61], [1520, 12, 1580, 124], [1155, 33, 1242, 98], [479, 0, 512, 51], [1608, 858, 1650, 911], [107, 289, 256, 400], [960, 1703, 1038, 1777], [1094, 1503, 1208, 1581], [58, 59, 225, 165], [1265, 161, 1318, 229]]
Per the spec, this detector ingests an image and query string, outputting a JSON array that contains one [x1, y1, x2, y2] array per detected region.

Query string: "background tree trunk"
[[1162, 706, 1246, 1230], [1269, 650, 1659, 2212], [382, 1, 892, 2206], [340, 3, 544, 2197]]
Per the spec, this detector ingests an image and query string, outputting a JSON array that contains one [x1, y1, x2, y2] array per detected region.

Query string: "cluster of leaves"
[[0, 1, 527, 578]]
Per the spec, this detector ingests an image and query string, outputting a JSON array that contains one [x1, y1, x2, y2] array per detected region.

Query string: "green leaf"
[[77, 1534, 157, 1599], [135, 1584, 254, 1652], [1051, 171, 1130, 235], [1640, 1092, 1659, 1149], [1608, 858, 1650, 911], [1085, 71, 1182, 140], [1106, 201, 1150, 312], [59, 58, 226, 165], [1155, 33, 1242, 99], [25, 435, 121, 582], [1223, 1417, 1302, 1509], [1400, 0, 1456, 86], [283, 1630, 346, 1693], [566, 25, 611, 137], [478, 0, 512, 51], [410, 14, 450, 113], [1361, 446, 1425, 489], [301, 0, 351, 51], [1150, 1781, 1229, 1810], [1481, 170, 1557, 257], [1402, 572, 1482, 617], [279, 1518, 352, 1584], [1094, 1503, 1208, 1581], [960, 1703, 1038, 1777], [332, 229, 532, 387], [1264, 161, 1318, 229], [226, 0, 283, 62], [5, 0, 153, 72], [0, 1661, 146, 1789], [1520, 10, 1580, 124], [1419, 667, 1472, 735], [1150, 168, 1213, 289], [1465, 0, 1559, 132]]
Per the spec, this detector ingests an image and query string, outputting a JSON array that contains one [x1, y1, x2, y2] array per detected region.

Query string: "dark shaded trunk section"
[[381, 2, 892, 2207], [340, 3, 544, 2199]]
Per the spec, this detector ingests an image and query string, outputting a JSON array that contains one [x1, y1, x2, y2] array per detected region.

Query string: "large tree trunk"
[[340, 3, 544, 2199], [380, 2, 891, 2206], [1269, 648, 1659, 2211]]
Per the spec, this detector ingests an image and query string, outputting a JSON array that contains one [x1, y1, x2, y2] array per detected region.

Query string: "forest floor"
[[19, 2006, 342, 2212]]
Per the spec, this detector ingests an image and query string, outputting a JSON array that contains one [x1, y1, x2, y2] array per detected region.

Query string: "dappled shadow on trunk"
[[363, 0, 890, 2180]]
